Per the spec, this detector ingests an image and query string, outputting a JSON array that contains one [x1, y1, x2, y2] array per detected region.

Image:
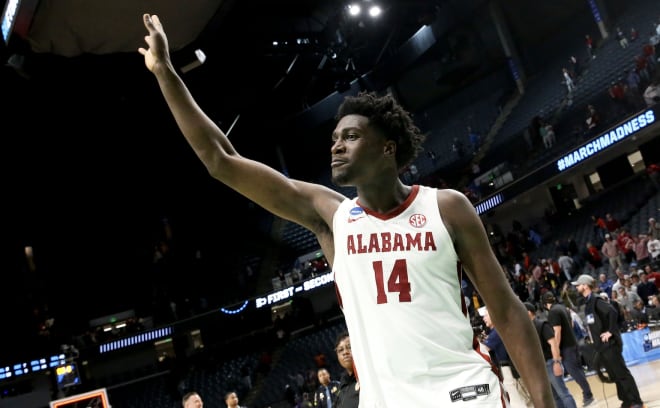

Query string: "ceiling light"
[[368, 6, 382, 17], [347, 4, 361, 16]]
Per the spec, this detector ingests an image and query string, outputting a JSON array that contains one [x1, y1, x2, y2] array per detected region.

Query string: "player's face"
[[330, 114, 388, 187]]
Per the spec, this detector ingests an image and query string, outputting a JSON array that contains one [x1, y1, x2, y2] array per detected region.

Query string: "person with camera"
[[572, 275, 645, 408]]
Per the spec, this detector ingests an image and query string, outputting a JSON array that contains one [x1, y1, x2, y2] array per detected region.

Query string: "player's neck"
[[356, 181, 412, 214]]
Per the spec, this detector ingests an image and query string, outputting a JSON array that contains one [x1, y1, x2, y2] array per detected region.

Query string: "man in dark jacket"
[[572, 275, 645, 408], [312, 367, 340, 407]]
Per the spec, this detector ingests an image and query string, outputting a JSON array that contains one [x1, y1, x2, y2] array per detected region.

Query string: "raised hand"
[[138, 14, 171, 73]]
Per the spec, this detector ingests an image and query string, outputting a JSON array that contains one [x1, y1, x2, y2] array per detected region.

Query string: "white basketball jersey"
[[332, 185, 505, 407]]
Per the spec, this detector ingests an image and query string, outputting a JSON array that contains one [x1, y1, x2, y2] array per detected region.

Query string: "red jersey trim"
[[356, 185, 420, 220]]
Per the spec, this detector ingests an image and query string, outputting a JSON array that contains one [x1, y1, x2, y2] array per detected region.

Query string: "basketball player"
[[139, 13, 553, 407]]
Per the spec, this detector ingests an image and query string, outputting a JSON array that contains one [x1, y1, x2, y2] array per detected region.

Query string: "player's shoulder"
[[431, 187, 475, 215], [433, 186, 469, 200]]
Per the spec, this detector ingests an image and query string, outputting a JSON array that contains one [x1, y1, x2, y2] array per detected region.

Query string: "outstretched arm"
[[438, 189, 554, 408], [138, 14, 344, 236]]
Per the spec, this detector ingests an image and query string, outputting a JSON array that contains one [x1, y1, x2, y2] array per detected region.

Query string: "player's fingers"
[[143, 14, 153, 28]]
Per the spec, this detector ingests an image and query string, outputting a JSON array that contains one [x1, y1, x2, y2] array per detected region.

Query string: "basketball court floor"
[[565, 359, 660, 408]]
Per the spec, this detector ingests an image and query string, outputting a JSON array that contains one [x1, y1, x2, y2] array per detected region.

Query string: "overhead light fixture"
[[180, 49, 207, 74], [346, 2, 382, 18], [368, 5, 382, 17], [347, 4, 361, 16]]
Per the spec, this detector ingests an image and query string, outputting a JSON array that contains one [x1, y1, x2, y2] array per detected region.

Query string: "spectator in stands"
[[642, 42, 656, 71], [644, 264, 660, 290], [616, 286, 642, 321], [611, 267, 627, 296], [562, 67, 576, 94], [634, 54, 650, 83], [591, 214, 608, 244], [652, 30, 660, 61], [647, 162, 660, 191], [568, 55, 581, 78], [182, 391, 204, 408], [585, 104, 600, 135], [630, 299, 650, 325], [333, 332, 359, 408], [585, 34, 595, 59], [625, 67, 643, 98], [629, 272, 641, 293], [608, 80, 629, 116], [452, 137, 465, 158], [648, 295, 660, 319], [289, 370, 306, 395], [634, 234, 651, 267], [604, 213, 621, 233], [314, 350, 328, 369], [636, 270, 659, 305], [547, 257, 562, 284], [585, 242, 603, 271], [648, 238, 660, 263], [602, 234, 623, 271], [557, 251, 575, 282], [467, 125, 480, 155], [528, 227, 543, 248], [313, 367, 340, 408], [285, 384, 297, 406], [615, 27, 629, 48], [630, 27, 639, 42], [540, 121, 556, 149], [598, 273, 615, 298], [643, 78, 660, 107], [616, 228, 636, 265], [298, 392, 314, 408], [648, 217, 660, 240]]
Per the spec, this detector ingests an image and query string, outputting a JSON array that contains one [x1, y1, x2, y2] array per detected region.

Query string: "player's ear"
[[384, 140, 396, 156]]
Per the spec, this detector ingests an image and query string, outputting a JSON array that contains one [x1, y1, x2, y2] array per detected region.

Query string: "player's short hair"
[[336, 92, 426, 171]]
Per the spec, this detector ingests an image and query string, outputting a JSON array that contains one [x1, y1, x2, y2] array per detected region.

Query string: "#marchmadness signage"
[[557, 109, 656, 172]]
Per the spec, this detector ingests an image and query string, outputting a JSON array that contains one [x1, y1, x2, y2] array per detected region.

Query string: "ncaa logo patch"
[[348, 206, 366, 223]]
